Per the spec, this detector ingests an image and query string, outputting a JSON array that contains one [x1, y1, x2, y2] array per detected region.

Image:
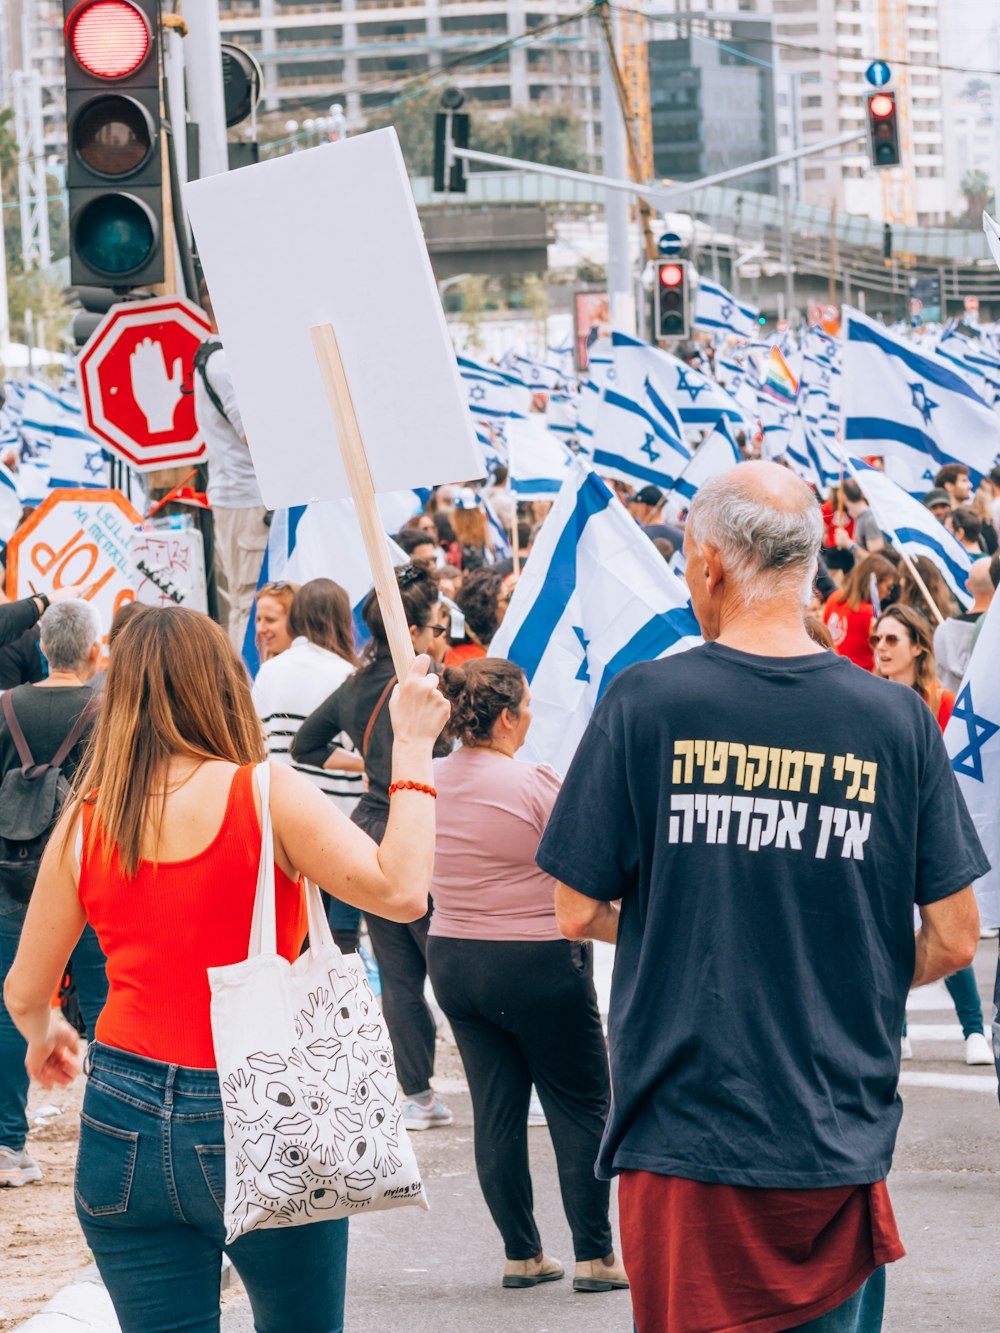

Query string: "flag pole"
[[837, 448, 947, 628], [510, 507, 521, 577], [310, 324, 416, 676]]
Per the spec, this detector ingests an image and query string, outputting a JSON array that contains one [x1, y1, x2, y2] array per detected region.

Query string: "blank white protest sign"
[[183, 129, 482, 508]]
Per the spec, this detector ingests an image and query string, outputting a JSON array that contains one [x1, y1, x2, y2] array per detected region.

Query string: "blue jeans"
[[787, 1266, 885, 1330], [0, 892, 108, 1151], [77, 1042, 348, 1333]]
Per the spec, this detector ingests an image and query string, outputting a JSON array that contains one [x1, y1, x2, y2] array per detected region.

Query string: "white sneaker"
[[964, 1031, 993, 1066], [0, 1146, 43, 1187], [900, 1033, 913, 1061]]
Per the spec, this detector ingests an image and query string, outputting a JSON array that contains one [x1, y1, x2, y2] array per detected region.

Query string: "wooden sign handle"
[[309, 323, 416, 677]]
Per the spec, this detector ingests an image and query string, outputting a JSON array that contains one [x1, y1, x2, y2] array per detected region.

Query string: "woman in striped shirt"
[[252, 579, 364, 950]]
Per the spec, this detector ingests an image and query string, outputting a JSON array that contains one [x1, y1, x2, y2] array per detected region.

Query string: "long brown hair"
[[831, 553, 897, 612], [898, 555, 956, 622], [72, 606, 264, 875], [288, 579, 357, 665], [873, 605, 940, 705]]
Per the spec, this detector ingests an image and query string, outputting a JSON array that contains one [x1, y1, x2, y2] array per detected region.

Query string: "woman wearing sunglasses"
[[292, 564, 454, 1131], [870, 603, 994, 1067], [869, 604, 955, 729]]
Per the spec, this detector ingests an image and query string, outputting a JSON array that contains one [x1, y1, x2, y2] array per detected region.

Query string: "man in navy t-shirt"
[[537, 461, 987, 1333]]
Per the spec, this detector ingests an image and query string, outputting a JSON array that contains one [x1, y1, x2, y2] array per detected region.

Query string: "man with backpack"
[[0, 600, 105, 1187], [195, 281, 268, 649]]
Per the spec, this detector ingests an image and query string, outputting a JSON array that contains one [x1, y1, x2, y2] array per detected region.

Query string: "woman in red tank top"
[[4, 606, 449, 1333]]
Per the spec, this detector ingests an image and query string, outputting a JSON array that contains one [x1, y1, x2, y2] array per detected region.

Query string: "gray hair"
[[39, 600, 103, 672], [687, 468, 822, 608]]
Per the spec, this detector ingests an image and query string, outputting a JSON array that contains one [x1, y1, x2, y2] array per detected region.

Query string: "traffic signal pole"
[[448, 130, 865, 211], [183, 0, 228, 178]]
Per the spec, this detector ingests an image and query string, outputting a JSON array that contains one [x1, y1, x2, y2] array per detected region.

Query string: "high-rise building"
[[647, 14, 776, 192], [219, 0, 601, 158], [649, 0, 951, 226]]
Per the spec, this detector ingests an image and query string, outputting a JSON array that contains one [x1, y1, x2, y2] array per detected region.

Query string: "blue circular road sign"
[[865, 61, 892, 88], [658, 232, 682, 256]]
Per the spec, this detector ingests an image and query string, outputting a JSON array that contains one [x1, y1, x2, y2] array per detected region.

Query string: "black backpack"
[[0, 691, 98, 902]]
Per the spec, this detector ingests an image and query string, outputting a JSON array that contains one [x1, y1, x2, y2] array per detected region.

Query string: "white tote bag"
[[208, 762, 429, 1243]]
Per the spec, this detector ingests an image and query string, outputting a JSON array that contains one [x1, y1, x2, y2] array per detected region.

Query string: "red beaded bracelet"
[[388, 780, 437, 799]]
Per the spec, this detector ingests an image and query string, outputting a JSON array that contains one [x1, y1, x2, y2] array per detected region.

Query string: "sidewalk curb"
[[16, 1259, 238, 1332]]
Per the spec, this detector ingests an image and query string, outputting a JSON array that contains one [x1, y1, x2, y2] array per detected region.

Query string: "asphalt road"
[[221, 941, 1000, 1333]]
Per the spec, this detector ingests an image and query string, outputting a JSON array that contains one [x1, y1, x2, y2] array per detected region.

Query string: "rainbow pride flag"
[[763, 347, 799, 404]]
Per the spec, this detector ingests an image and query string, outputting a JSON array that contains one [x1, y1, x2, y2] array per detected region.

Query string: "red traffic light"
[[67, 1, 151, 80], [869, 93, 894, 118], [659, 264, 684, 288]]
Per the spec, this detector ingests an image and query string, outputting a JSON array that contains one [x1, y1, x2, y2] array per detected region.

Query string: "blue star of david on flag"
[[720, 299, 734, 320], [676, 368, 709, 402], [469, 384, 486, 402], [950, 684, 999, 783], [85, 449, 104, 477], [909, 380, 938, 425], [572, 626, 590, 683], [640, 432, 661, 465]]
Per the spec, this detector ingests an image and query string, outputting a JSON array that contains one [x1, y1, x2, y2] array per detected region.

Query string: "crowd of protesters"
[[0, 429, 997, 1333]]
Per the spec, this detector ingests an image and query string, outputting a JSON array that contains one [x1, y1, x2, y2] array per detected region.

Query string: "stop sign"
[[78, 297, 212, 473]]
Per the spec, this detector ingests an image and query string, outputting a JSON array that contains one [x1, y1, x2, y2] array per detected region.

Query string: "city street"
[[216, 943, 1000, 1333]]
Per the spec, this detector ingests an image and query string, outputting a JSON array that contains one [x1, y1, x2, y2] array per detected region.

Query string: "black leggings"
[[352, 801, 437, 1097], [426, 935, 613, 1262]]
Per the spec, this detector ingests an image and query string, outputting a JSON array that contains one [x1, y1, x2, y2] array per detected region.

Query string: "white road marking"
[[899, 1072, 998, 1094]]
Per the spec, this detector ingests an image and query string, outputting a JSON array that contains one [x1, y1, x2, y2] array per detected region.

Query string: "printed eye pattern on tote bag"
[[209, 763, 428, 1242]]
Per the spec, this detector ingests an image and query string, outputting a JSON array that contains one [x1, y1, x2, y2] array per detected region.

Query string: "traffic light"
[[433, 87, 469, 194], [64, 0, 164, 290], [866, 90, 901, 170], [654, 260, 689, 340]]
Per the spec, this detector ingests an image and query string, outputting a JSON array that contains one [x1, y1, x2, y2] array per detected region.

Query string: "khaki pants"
[[213, 505, 269, 649]]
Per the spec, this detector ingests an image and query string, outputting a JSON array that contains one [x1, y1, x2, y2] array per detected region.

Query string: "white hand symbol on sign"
[[129, 337, 184, 435]]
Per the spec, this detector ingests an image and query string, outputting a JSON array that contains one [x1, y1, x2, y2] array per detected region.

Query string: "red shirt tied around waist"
[[79, 764, 307, 1069]]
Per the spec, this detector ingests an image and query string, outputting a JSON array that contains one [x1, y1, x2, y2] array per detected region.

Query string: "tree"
[[471, 107, 585, 172], [1, 106, 72, 353], [957, 168, 994, 227], [363, 95, 587, 179]]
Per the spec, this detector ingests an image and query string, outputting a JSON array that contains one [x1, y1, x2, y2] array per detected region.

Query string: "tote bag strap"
[[247, 761, 342, 959], [248, 762, 277, 956]]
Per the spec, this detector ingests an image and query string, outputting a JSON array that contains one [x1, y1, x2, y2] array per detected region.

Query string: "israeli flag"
[[505, 351, 567, 391], [481, 493, 513, 558], [845, 456, 975, 609], [590, 384, 691, 492], [842, 307, 1000, 486], [458, 355, 530, 419], [507, 415, 575, 500], [477, 426, 506, 478], [756, 394, 795, 463], [671, 418, 743, 502], [693, 279, 759, 340], [0, 461, 22, 543], [243, 502, 409, 675], [490, 458, 701, 773], [606, 332, 685, 439], [944, 589, 1000, 927]]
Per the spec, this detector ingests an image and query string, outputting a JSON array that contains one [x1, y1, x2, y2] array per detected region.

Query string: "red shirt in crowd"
[[822, 592, 876, 671]]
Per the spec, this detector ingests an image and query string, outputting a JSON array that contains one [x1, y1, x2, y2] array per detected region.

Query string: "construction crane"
[[876, 0, 916, 225], [594, 0, 659, 264]]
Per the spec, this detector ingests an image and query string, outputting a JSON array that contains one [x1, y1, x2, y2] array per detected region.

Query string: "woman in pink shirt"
[[427, 659, 627, 1297]]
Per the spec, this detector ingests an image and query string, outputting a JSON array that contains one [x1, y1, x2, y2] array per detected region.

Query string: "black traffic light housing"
[[866, 90, 901, 170], [64, 0, 164, 291], [433, 88, 469, 194], [654, 260, 690, 340]]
